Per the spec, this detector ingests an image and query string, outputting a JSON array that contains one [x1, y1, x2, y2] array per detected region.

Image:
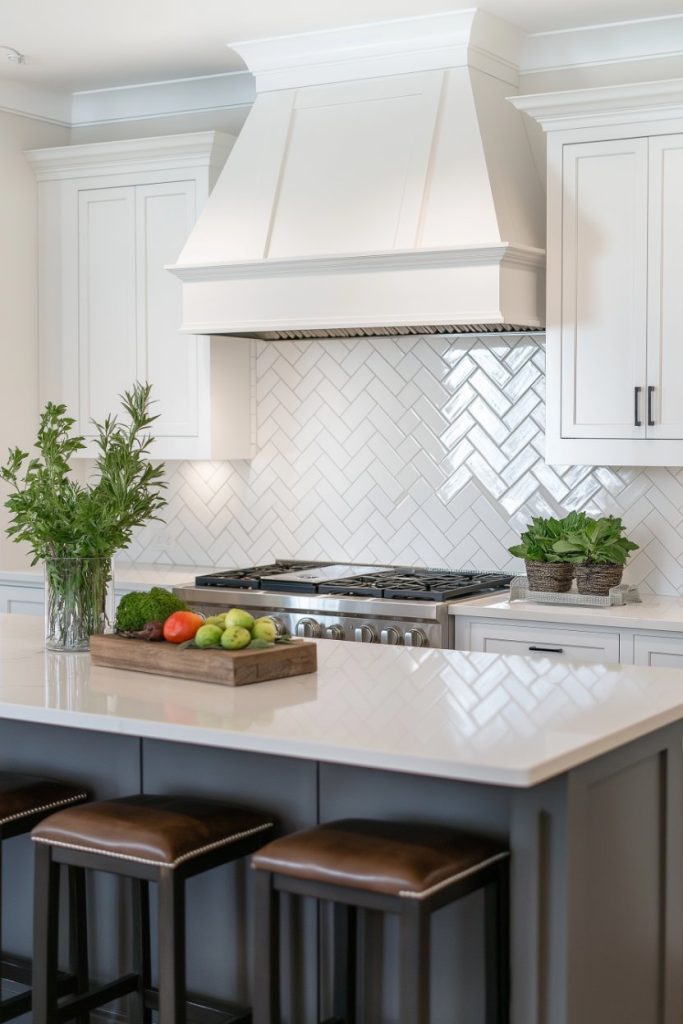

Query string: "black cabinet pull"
[[528, 645, 564, 654], [647, 386, 655, 426], [634, 386, 642, 427]]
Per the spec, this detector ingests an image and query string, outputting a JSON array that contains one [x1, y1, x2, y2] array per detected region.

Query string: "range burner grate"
[[195, 561, 332, 589], [323, 570, 513, 601]]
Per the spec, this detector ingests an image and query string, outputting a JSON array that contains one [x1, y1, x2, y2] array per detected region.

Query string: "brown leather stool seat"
[[0, 772, 88, 830], [32, 793, 273, 868], [252, 818, 510, 1024], [252, 818, 507, 898], [31, 793, 275, 1024], [0, 772, 88, 1022]]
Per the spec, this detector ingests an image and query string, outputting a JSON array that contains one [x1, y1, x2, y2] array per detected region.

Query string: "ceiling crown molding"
[[71, 70, 254, 127], [521, 13, 683, 77], [511, 77, 683, 131], [229, 10, 524, 92]]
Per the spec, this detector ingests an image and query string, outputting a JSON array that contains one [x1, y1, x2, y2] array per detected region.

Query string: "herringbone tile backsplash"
[[125, 333, 683, 595]]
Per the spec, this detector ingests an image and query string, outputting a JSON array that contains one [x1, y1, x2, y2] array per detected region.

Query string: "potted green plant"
[[551, 515, 639, 595], [508, 515, 576, 592], [0, 383, 166, 651]]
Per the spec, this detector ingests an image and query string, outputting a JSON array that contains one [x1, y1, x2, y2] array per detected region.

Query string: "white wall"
[[0, 111, 69, 570]]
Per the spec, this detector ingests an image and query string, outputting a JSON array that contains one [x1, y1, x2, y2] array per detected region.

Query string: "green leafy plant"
[[508, 514, 584, 563], [552, 515, 639, 566], [0, 382, 167, 648], [0, 382, 166, 562]]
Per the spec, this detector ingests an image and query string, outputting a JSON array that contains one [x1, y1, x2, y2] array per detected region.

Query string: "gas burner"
[[324, 570, 513, 601], [194, 561, 333, 589], [195, 563, 513, 601]]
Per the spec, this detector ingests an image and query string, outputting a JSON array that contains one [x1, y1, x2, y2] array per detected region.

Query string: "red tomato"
[[163, 611, 204, 644]]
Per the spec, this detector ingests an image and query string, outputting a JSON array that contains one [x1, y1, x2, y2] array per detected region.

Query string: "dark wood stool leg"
[[0, 836, 3, 964], [131, 878, 153, 1024], [252, 870, 280, 1024], [67, 866, 89, 1024], [158, 867, 185, 1024], [485, 861, 510, 1024], [398, 900, 429, 1024], [332, 902, 356, 1023], [32, 843, 60, 1024]]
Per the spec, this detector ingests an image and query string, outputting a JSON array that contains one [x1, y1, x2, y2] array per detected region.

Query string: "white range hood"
[[170, 10, 546, 339]]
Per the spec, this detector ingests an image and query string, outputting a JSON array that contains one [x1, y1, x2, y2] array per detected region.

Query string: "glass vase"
[[44, 556, 114, 652]]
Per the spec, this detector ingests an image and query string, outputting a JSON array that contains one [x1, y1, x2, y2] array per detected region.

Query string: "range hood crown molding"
[[230, 10, 524, 91], [170, 243, 546, 282]]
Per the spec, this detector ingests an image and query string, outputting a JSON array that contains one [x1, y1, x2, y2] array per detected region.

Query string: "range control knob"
[[404, 628, 428, 648], [380, 627, 401, 645], [325, 624, 345, 640], [296, 617, 322, 638], [354, 624, 377, 644]]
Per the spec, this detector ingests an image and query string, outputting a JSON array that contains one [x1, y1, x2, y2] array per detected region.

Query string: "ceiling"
[[0, 0, 681, 93]]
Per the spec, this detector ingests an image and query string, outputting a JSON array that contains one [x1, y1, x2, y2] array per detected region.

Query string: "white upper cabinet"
[[560, 138, 648, 442], [28, 133, 254, 461], [513, 83, 683, 466], [646, 134, 683, 441]]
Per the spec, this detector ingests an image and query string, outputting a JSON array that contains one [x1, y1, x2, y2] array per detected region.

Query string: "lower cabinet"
[[632, 633, 683, 667], [456, 615, 683, 668], [0, 585, 44, 617], [465, 620, 620, 663], [0, 580, 155, 618]]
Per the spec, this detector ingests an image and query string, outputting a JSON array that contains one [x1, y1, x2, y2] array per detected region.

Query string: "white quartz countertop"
[[0, 616, 682, 788], [449, 592, 683, 632]]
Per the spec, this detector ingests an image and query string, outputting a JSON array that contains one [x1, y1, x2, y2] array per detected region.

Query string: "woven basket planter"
[[574, 563, 624, 596], [525, 561, 574, 593]]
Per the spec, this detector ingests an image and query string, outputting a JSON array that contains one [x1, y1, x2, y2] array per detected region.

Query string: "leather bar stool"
[[31, 793, 275, 1024], [0, 772, 89, 1022], [252, 818, 510, 1024]]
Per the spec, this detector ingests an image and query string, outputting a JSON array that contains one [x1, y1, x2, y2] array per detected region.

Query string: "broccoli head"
[[115, 587, 188, 633]]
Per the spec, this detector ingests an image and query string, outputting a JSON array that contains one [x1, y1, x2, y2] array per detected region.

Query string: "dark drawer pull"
[[528, 645, 564, 654], [634, 386, 642, 427], [647, 385, 655, 427]]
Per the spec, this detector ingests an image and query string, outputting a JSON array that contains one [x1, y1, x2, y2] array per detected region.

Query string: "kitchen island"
[[0, 615, 681, 1024]]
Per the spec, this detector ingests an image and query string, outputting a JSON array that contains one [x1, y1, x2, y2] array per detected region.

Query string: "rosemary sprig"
[[0, 382, 167, 563]]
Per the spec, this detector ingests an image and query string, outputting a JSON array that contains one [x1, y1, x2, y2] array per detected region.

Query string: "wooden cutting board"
[[89, 634, 317, 687]]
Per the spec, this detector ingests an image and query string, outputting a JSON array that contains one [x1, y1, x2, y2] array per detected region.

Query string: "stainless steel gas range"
[[174, 561, 512, 649]]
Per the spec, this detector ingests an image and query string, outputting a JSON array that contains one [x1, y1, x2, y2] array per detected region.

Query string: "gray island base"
[[0, 617, 680, 1023]]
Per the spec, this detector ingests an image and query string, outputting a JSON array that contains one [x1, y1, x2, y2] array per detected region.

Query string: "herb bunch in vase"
[[0, 383, 166, 651]]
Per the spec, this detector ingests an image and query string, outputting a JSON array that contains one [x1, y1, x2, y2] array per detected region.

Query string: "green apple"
[[252, 616, 278, 643], [194, 624, 224, 648], [220, 626, 251, 651], [225, 608, 255, 631], [204, 613, 227, 628]]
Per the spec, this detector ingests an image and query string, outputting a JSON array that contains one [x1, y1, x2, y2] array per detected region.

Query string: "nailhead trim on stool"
[[32, 821, 273, 868]]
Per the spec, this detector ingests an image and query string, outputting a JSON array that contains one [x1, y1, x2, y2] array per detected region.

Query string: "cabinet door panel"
[[468, 621, 620, 664], [135, 182, 200, 439], [78, 187, 137, 434], [561, 139, 648, 439], [646, 134, 683, 440], [633, 633, 683, 668]]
